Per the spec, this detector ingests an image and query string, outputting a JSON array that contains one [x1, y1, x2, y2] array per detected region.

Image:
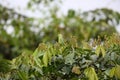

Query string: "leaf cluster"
[[0, 34, 120, 80]]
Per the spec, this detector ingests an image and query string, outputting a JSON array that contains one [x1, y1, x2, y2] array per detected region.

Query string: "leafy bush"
[[0, 1, 120, 79], [0, 34, 120, 80]]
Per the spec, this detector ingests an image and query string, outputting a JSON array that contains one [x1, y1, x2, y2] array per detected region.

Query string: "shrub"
[[0, 34, 120, 80]]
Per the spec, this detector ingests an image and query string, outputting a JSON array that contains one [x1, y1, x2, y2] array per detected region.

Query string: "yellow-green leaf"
[[47, 50, 52, 63], [109, 65, 120, 79], [115, 65, 120, 79], [84, 67, 98, 80], [17, 70, 28, 80], [33, 48, 42, 67], [42, 52, 48, 67], [95, 46, 101, 56], [95, 45, 106, 57], [109, 67, 115, 77], [101, 46, 106, 57], [58, 34, 64, 44], [82, 41, 91, 49]]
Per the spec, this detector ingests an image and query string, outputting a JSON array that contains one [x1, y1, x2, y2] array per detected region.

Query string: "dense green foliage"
[[0, 0, 120, 79], [0, 34, 120, 80]]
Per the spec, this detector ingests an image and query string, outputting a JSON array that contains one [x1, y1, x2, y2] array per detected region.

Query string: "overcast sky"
[[1, 0, 120, 16], [0, 0, 120, 32]]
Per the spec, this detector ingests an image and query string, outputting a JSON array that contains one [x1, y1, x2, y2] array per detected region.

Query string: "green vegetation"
[[0, 0, 120, 79], [0, 34, 120, 79]]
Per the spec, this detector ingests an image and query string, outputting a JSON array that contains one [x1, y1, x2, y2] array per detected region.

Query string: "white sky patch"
[[116, 25, 120, 33], [5, 26, 14, 35], [60, 0, 120, 15]]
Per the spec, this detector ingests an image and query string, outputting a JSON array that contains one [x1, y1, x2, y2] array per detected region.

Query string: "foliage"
[[0, 4, 40, 59], [0, 0, 120, 59], [40, 8, 119, 43], [0, 0, 120, 79], [0, 34, 120, 80]]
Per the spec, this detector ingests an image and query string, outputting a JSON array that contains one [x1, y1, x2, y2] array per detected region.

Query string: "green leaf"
[[84, 67, 98, 80], [43, 52, 48, 67], [95, 45, 101, 56], [17, 70, 28, 80], [47, 50, 52, 64], [109, 65, 120, 79], [67, 9, 75, 18], [95, 45, 106, 57], [82, 41, 91, 49], [101, 46, 106, 57], [58, 34, 64, 44], [109, 67, 115, 77], [114, 65, 120, 79], [65, 53, 74, 65], [0, 59, 11, 73], [33, 48, 43, 68]]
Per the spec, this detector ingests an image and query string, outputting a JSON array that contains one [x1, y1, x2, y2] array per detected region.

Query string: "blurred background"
[[0, 0, 120, 59]]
